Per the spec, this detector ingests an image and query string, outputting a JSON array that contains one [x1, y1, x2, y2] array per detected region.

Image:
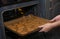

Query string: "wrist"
[[52, 21, 60, 27]]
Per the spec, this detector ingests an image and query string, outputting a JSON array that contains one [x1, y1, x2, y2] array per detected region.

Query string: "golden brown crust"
[[4, 14, 48, 36]]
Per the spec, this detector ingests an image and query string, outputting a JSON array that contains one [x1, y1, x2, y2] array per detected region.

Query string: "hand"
[[50, 15, 60, 22], [39, 15, 60, 32], [39, 23, 55, 32], [39, 21, 60, 32]]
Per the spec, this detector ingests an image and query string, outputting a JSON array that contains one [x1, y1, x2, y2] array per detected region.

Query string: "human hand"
[[39, 23, 55, 32], [38, 15, 60, 32], [50, 15, 60, 23], [39, 21, 60, 32]]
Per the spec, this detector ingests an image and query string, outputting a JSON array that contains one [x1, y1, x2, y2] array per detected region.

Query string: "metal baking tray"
[[4, 14, 48, 36]]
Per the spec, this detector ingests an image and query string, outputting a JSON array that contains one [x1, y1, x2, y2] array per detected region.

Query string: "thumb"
[[50, 18, 56, 23], [38, 26, 43, 32], [38, 25, 43, 28]]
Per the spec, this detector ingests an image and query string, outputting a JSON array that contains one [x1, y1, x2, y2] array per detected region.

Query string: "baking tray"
[[4, 14, 48, 36]]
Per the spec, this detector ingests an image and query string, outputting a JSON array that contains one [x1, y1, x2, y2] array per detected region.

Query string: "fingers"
[[50, 15, 60, 23], [49, 16, 58, 23], [38, 23, 54, 32], [38, 15, 60, 32], [39, 26, 50, 32], [39, 28, 48, 32], [50, 17, 56, 23], [38, 24, 48, 32]]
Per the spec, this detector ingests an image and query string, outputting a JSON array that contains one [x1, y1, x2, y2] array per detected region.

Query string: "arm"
[[39, 15, 60, 32]]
